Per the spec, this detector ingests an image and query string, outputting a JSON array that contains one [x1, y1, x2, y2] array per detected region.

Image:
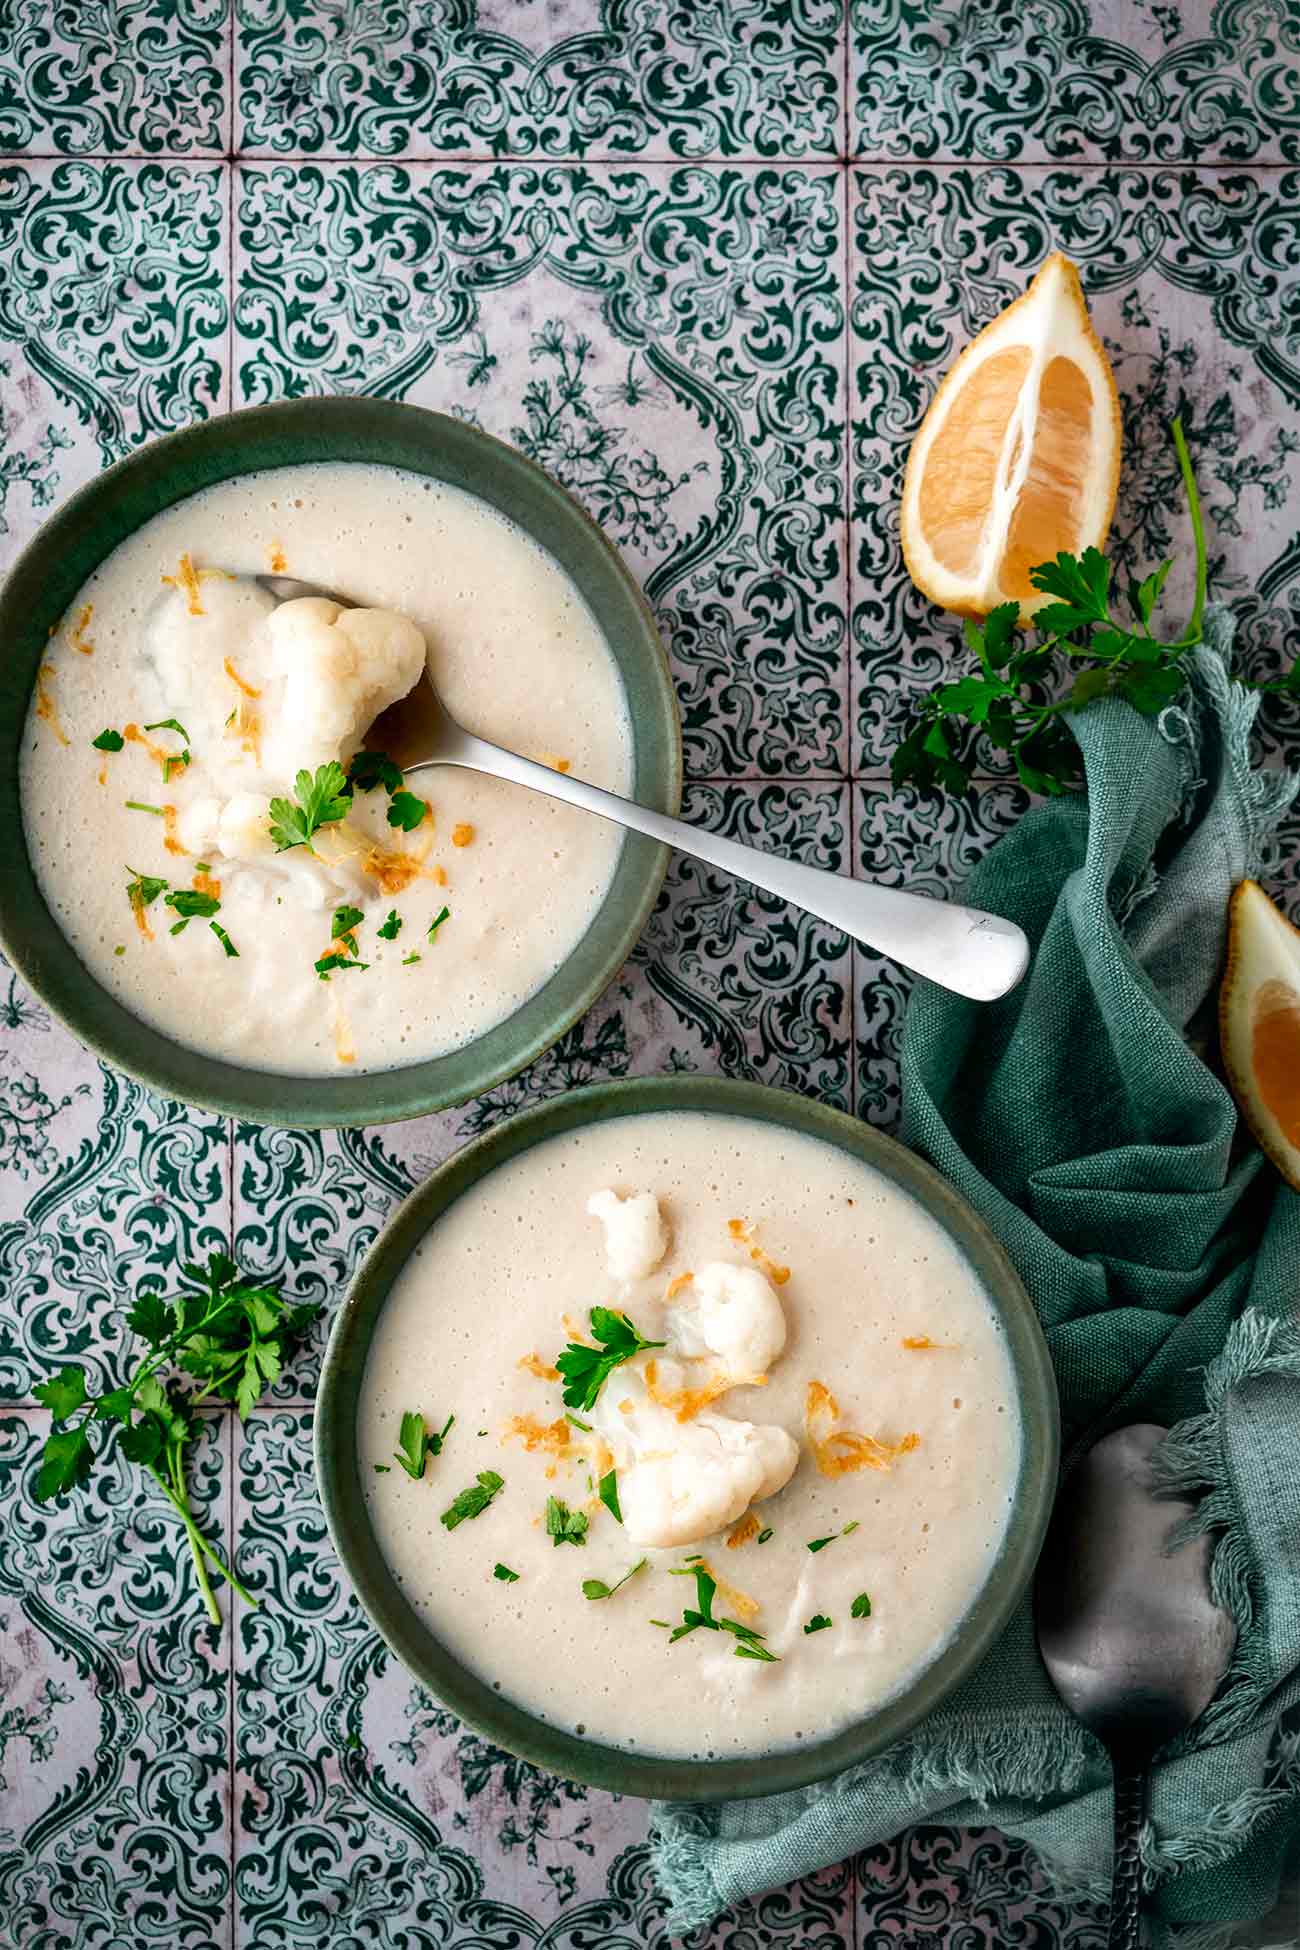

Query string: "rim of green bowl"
[[0, 399, 681, 1127], [315, 1074, 1061, 1801]]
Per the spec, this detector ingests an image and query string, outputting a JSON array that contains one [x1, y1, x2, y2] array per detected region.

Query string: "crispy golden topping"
[[538, 752, 571, 773], [518, 1352, 560, 1382], [332, 995, 356, 1066], [223, 655, 261, 699], [696, 1557, 759, 1623], [129, 884, 155, 940], [123, 722, 173, 769], [562, 1312, 591, 1344], [902, 1335, 952, 1351], [268, 543, 287, 573], [805, 1379, 920, 1478], [665, 1271, 694, 1300], [433, 863, 449, 887], [726, 1512, 760, 1550], [728, 1216, 790, 1285], [162, 806, 186, 857], [359, 837, 433, 896], [34, 665, 69, 747], [643, 1358, 767, 1424], [193, 868, 222, 900], [503, 1414, 570, 1457], [161, 553, 229, 616], [71, 603, 94, 655], [451, 822, 474, 848]]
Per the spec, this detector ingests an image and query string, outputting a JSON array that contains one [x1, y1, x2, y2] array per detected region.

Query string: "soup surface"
[[360, 1111, 1022, 1760], [20, 464, 631, 1075]]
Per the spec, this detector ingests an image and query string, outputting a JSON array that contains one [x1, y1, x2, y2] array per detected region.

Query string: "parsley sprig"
[[892, 420, 1296, 798], [32, 1253, 317, 1630], [555, 1308, 665, 1413], [394, 1409, 454, 1480], [268, 762, 352, 853]]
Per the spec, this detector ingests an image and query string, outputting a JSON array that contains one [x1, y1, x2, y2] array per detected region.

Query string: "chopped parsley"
[[373, 1463, 391, 1474], [268, 762, 351, 853], [210, 921, 239, 958], [807, 1521, 858, 1553], [377, 909, 402, 941], [145, 720, 192, 783], [387, 790, 427, 832], [165, 889, 221, 920], [583, 1558, 646, 1602], [332, 904, 364, 946], [93, 728, 124, 752], [555, 1308, 665, 1414], [401, 953, 421, 965], [757, 1527, 774, 1545], [804, 1614, 833, 1635], [598, 1467, 622, 1524], [851, 1592, 873, 1619], [545, 1496, 589, 1547], [125, 800, 164, 816], [666, 1562, 779, 1663], [144, 716, 190, 742], [348, 750, 404, 795], [427, 906, 451, 942], [565, 1410, 592, 1433], [440, 1469, 503, 1531], [126, 869, 167, 912], [394, 1409, 454, 1481], [316, 953, 368, 978], [493, 1563, 520, 1583]]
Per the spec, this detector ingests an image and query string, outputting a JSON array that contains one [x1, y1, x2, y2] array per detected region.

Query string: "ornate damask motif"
[[0, 0, 229, 156], [236, 161, 847, 778], [850, 165, 1300, 777], [852, 0, 1300, 163], [0, 162, 228, 522], [237, 0, 843, 160]]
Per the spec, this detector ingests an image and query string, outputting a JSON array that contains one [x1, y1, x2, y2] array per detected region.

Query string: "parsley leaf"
[[210, 921, 239, 958], [126, 869, 168, 912], [347, 750, 404, 795], [493, 1563, 520, 1582], [144, 716, 191, 743], [387, 791, 427, 832], [804, 1614, 833, 1635], [892, 420, 1212, 800], [93, 728, 124, 752], [331, 904, 364, 942], [851, 1592, 873, 1619], [807, 1520, 858, 1553], [30, 1252, 317, 1631], [545, 1495, 589, 1547], [441, 1469, 504, 1531], [427, 906, 451, 941], [665, 1562, 780, 1661], [583, 1558, 646, 1601], [377, 909, 402, 940], [554, 1308, 666, 1413], [166, 889, 221, 920], [268, 762, 352, 853], [315, 953, 368, 979], [394, 1410, 454, 1481], [757, 1527, 774, 1544], [598, 1467, 622, 1524]]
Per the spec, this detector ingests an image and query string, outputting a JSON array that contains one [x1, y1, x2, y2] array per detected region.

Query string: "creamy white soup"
[[20, 464, 631, 1075], [360, 1112, 1022, 1760]]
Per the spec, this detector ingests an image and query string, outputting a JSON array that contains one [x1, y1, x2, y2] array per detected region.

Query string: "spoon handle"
[[1108, 1760, 1147, 1950], [410, 731, 1030, 1003]]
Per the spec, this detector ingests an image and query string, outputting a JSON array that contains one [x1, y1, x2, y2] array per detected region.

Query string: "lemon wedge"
[[901, 253, 1122, 623], [1220, 879, 1300, 1191]]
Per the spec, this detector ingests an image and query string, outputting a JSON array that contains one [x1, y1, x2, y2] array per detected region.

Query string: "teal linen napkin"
[[651, 614, 1300, 1942]]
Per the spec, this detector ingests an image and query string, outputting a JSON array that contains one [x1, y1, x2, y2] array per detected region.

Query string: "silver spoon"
[[253, 575, 1030, 1002], [1036, 1423, 1237, 1950]]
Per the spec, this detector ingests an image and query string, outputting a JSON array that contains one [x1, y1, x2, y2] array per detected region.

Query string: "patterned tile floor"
[[0, 4, 1298, 1947]]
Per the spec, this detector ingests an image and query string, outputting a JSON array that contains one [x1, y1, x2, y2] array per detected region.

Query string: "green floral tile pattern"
[[852, 0, 1300, 162], [234, 160, 848, 779], [850, 164, 1300, 777], [3, 13, 1300, 1950], [0, 1, 231, 157], [237, 1, 844, 160]]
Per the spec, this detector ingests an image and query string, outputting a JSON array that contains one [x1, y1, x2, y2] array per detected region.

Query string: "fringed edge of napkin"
[[1152, 1309, 1300, 1746]]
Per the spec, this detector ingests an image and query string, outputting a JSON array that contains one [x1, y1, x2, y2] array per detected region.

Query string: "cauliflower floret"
[[592, 1360, 797, 1549], [216, 791, 279, 863], [587, 1188, 668, 1282], [259, 597, 426, 781], [668, 1260, 786, 1376], [174, 794, 223, 858]]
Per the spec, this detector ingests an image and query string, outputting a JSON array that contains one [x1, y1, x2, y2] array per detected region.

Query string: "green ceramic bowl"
[[0, 399, 680, 1127], [315, 1075, 1060, 1801]]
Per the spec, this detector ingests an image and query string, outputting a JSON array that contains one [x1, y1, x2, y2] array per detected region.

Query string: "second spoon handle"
[[409, 730, 1030, 1003], [1108, 1759, 1147, 1950]]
